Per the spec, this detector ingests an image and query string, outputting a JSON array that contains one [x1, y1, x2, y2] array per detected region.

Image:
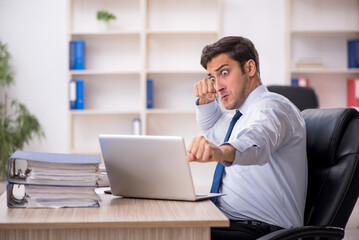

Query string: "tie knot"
[[233, 110, 242, 121]]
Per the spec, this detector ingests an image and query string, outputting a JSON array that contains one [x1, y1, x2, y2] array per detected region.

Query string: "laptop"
[[98, 134, 225, 201]]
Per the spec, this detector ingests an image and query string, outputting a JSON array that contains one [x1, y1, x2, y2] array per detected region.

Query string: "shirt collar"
[[238, 84, 268, 115]]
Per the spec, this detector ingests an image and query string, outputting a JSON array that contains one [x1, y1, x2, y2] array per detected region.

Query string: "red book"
[[347, 78, 359, 107]]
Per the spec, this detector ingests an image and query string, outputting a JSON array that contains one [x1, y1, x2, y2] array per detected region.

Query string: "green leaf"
[[0, 41, 14, 88], [0, 41, 45, 180], [97, 10, 116, 22]]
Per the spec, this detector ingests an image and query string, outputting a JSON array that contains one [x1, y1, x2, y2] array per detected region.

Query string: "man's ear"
[[246, 59, 256, 77]]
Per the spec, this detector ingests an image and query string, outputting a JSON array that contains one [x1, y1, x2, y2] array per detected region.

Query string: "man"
[[186, 36, 307, 240]]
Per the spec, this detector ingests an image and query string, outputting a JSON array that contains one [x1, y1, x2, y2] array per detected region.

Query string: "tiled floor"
[[0, 182, 358, 239]]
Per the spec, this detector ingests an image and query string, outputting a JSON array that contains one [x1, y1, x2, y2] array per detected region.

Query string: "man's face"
[[206, 53, 252, 110]]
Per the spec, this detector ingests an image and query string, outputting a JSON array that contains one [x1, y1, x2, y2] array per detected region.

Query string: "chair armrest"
[[256, 226, 344, 240]]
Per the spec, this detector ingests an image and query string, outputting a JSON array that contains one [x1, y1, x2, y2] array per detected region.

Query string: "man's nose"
[[214, 79, 225, 93]]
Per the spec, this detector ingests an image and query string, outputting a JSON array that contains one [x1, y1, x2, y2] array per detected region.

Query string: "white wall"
[[0, 0, 286, 153], [0, 0, 68, 153], [222, 0, 286, 86]]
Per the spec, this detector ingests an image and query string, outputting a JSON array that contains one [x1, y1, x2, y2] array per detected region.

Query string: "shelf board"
[[71, 30, 141, 36], [147, 69, 206, 74], [291, 68, 359, 74], [69, 70, 141, 76], [291, 29, 359, 35], [146, 109, 196, 115], [72, 30, 218, 36], [147, 30, 218, 35], [70, 109, 141, 115]]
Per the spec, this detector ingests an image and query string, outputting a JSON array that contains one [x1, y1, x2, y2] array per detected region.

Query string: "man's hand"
[[194, 78, 217, 105], [186, 136, 236, 163]]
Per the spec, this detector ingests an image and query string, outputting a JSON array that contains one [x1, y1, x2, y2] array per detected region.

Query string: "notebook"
[[98, 134, 225, 201]]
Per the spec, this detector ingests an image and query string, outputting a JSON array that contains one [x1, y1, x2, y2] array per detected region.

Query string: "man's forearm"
[[220, 144, 236, 163]]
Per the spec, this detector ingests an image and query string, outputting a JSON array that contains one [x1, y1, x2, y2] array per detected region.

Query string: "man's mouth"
[[221, 94, 229, 102]]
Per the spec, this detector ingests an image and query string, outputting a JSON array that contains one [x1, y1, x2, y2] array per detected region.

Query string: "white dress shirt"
[[196, 85, 307, 228]]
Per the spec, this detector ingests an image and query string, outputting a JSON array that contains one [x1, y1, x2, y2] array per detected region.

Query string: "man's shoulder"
[[255, 90, 296, 109], [249, 91, 305, 123]]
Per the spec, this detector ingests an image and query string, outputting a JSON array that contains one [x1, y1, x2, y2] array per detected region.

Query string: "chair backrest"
[[302, 108, 359, 228], [267, 85, 319, 111]]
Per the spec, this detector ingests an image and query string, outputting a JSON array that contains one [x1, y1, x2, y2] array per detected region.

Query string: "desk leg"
[[0, 227, 211, 240]]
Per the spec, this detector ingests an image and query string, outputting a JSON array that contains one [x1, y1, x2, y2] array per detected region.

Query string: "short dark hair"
[[200, 36, 260, 75]]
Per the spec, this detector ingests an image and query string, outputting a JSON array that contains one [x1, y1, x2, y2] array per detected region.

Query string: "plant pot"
[[97, 21, 109, 31]]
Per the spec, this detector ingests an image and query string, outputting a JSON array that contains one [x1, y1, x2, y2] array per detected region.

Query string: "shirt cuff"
[[195, 98, 200, 105], [196, 99, 217, 112]]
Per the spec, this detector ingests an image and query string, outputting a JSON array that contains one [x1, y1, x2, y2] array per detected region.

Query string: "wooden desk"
[[0, 192, 228, 240]]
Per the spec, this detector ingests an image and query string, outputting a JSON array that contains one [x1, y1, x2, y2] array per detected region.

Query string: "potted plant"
[[0, 41, 44, 180], [97, 10, 117, 31]]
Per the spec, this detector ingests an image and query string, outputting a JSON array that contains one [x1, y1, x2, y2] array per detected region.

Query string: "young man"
[[187, 36, 308, 240]]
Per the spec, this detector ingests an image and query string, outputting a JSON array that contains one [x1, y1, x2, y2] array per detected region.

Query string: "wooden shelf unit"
[[286, 0, 359, 108], [67, 0, 221, 155]]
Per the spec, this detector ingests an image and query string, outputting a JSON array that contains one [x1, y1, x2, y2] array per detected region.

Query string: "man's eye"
[[221, 70, 229, 76], [209, 76, 216, 82]]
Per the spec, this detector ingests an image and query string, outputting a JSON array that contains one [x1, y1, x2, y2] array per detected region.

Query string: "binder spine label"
[[69, 80, 77, 110]]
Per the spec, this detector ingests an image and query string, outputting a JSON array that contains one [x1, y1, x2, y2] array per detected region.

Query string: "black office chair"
[[258, 108, 359, 240], [267, 85, 319, 111]]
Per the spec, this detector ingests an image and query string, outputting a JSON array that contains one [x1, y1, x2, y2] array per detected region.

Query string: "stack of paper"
[[6, 151, 101, 208], [295, 59, 323, 69]]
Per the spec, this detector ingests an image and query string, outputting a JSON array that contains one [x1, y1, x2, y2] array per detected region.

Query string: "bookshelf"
[[67, 0, 221, 155], [286, 0, 359, 108]]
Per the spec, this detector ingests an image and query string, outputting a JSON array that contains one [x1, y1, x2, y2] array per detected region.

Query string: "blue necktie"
[[210, 110, 242, 203]]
